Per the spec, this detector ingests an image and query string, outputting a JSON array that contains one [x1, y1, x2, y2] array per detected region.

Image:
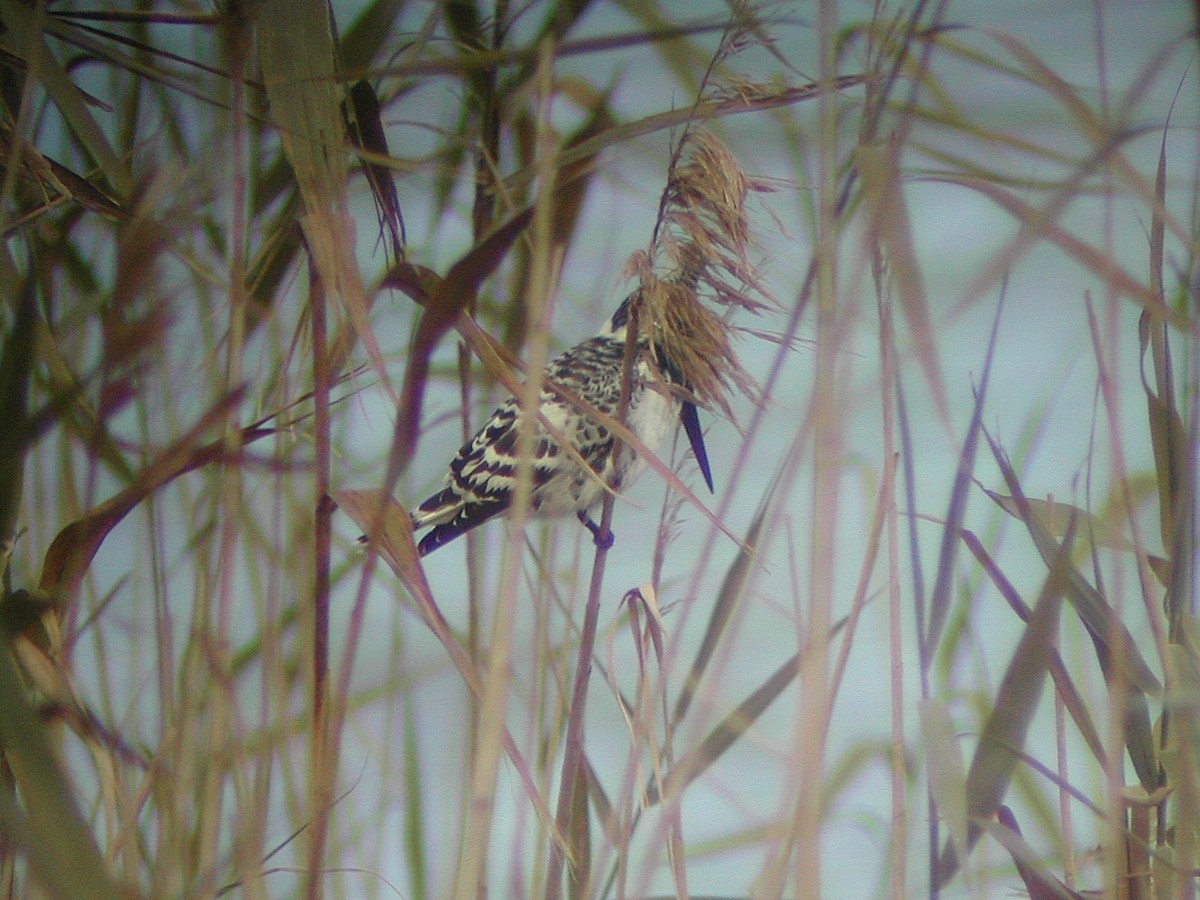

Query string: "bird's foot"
[[577, 512, 614, 550]]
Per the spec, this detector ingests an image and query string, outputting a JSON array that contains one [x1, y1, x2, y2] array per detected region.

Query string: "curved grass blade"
[[0, 274, 122, 898], [983, 434, 1162, 697]]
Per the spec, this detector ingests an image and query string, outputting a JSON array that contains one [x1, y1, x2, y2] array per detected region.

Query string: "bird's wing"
[[411, 397, 567, 555]]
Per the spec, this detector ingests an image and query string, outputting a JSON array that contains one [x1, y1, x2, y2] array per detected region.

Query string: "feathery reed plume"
[[628, 130, 769, 422]]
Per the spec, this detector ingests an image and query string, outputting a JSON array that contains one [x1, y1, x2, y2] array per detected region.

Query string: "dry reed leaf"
[[335, 488, 420, 578], [857, 142, 950, 422], [925, 287, 1003, 656], [960, 529, 1109, 768], [1163, 631, 1200, 876], [518, 75, 868, 198], [334, 488, 569, 855], [941, 175, 1184, 330], [39, 396, 264, 601], [397, 209, 535, 463], [504, 85, 614, 349], [984, 438, 1162, 790], [646, 651, 798, 807], [257, 0, 387, 403], [344, 79, 405, 263]]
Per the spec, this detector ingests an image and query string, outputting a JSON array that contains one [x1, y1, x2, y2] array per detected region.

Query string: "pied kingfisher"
[[409, 295, 713, 556]]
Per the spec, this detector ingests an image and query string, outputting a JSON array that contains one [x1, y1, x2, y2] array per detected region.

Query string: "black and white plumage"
[[410, 296, 713, 556]]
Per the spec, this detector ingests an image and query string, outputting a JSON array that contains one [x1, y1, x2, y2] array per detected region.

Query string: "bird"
[[408, 293, 714, 556]]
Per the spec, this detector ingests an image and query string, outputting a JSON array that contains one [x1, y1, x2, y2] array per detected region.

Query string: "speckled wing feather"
[[410, 397, 553, 556]]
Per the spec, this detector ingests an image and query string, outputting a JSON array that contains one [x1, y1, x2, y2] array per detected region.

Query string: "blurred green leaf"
[[0, 643, 124, 899], [920, 698, 968, 859]]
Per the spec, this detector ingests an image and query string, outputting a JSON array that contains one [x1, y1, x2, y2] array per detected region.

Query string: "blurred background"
[[1, 1, 1197, 898]]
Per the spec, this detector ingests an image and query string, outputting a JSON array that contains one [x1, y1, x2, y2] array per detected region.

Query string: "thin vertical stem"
[[454, 31, 553, 900], [206, 11, 249, 896], [878, 276, 907, 899], [791, 3, 841, 897], [545, 302, 641, 900], [310, 248, 332, 804]]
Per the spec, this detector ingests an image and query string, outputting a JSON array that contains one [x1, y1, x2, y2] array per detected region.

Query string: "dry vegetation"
[[0, 1, 1197, 898]]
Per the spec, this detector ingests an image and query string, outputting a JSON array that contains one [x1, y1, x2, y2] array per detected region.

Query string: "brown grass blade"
[[395, 208, 534, 466], [567, 769, 591, 900], [960, 529, 1109, 769], [335, 488, 420, 577], [939, 175, 1186, 332], [503, 84, 614, 349], [0, 130, 124, 223], [504, 75, 869, 202], [924, 283, 1005, 657], [857, 142, 949, 423], [986, 493, 1149, 556], [987, 807, 1086, 900], [983, 438, 1162, 789], [1138, 118, 1190, 606], [335, 488, 567, 851], [344, 79, 405, 262]]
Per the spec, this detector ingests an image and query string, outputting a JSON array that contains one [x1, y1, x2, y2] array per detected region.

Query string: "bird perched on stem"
[[409, 293, 713, 556], [374, 130, 766, 558]]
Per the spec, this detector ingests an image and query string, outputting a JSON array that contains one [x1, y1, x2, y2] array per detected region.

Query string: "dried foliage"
[[626, 131, 768, 422]]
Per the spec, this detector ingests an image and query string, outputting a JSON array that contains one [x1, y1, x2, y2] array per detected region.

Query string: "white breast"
[[619, 378, 678, 489]]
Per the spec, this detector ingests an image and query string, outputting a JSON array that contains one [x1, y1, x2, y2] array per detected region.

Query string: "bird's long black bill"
[[680, 401, 714, 493]]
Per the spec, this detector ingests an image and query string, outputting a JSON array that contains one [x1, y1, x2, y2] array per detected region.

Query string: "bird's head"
[[600, 293, 636, 342]]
